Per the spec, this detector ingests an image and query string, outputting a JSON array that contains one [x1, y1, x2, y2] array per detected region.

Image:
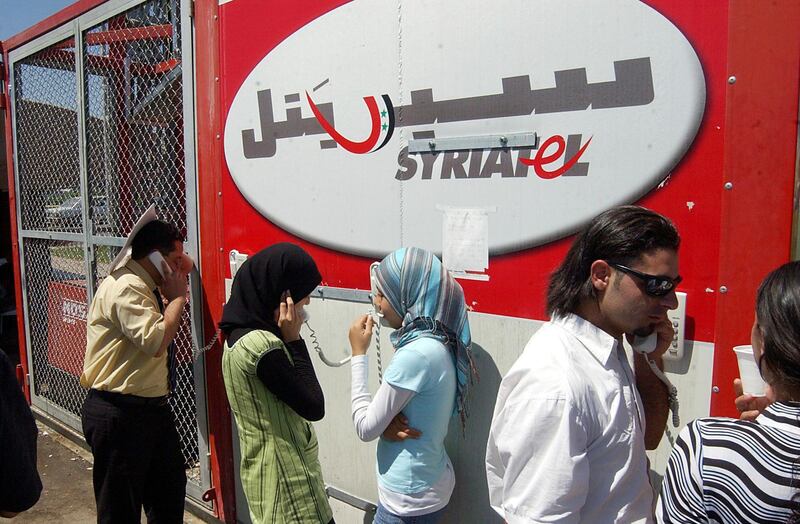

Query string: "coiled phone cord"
[[375, 321, 382, 382], [646, 357, 680, 427], [303, 317, 382, 382], [304, 320, 352, 367]]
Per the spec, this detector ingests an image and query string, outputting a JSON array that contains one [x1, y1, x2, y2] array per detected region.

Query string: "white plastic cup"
[[733, 345, 768, 397]]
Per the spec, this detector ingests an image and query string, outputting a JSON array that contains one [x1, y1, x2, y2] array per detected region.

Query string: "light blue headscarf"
[[374, 247, 478, 431]]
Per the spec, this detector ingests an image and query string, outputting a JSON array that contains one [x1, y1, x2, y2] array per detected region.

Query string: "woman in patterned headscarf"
[[348, 247, 477, 523]]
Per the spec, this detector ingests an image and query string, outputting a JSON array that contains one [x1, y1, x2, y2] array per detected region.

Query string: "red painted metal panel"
[[711, 0, 800, 417], [2, 45, 31, 403], [194, 0, 237, 521], [46, 281, 88, 377], [215, 0, 728, 342]]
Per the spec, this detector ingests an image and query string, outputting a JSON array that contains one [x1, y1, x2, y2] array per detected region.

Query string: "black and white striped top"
[[657, 402, 800, 523]]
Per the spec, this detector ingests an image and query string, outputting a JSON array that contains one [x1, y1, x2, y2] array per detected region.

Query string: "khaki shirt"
[[80, 259, 167, 397]]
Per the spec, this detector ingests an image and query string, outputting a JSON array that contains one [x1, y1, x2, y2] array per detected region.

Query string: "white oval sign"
[[224, 0, 705, 256]]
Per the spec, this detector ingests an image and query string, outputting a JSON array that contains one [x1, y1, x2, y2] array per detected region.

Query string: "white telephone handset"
[[148, 250, 195, 278], [629, 327, 680, 427], [631, 332, 658, 354], [147, 251, 173, 279]]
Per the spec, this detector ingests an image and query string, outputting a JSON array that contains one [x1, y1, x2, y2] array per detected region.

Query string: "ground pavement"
[[8, 422, 209, 524]]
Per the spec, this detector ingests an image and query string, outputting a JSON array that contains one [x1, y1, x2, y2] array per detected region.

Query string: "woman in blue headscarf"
[[348, 247, 477, 523]]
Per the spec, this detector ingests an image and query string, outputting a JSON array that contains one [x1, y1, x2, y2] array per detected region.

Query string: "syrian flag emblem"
[[306, 91, 395, 154]]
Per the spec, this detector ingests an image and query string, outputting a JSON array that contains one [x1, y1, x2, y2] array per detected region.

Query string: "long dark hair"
[[756, 261, 800, 393], [755, 261, 800, 523], [546, 206, 680, 317]]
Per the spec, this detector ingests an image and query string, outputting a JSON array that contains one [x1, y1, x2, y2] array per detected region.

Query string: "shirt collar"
[[552, 313, 620, 366], [757, 401, 800, 435], [126, 259, 158, 291]]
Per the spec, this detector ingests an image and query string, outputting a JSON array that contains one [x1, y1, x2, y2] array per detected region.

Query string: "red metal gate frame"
[[194, 0, 236, 519], [712, 0, 800, 417]]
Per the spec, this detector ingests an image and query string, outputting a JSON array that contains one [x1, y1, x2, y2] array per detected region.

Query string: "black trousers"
[[81, 390, 186, 524]]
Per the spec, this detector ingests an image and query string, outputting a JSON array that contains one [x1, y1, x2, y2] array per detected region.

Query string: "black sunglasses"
[[607, 262, 682, 297]]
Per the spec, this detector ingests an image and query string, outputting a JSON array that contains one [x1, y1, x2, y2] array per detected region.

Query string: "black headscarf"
[[219, 243, 321, 346]]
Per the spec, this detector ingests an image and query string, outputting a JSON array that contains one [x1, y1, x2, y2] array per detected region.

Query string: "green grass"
[[50, 244, 115, 264]]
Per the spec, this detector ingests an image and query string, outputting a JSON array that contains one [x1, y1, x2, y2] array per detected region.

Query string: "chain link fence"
[[23, 239, 89, 418], [12, 0, 204, 491], [84, 0, 186, 237], [13, 39, 81, 233]]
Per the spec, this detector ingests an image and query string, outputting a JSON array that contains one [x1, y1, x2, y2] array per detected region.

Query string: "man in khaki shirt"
[[80, 219, 189, 524]]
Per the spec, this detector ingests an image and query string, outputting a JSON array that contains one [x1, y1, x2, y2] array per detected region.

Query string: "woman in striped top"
[[656, 261, 800, 523], [220, 244, 334, 524]]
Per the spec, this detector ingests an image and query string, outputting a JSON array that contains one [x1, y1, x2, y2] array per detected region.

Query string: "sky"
[[0, 0, 76, 41]]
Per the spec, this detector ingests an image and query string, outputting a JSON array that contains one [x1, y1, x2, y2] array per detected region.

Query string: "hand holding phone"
[[629, 316, 674, 357], [278, 291, 303, 342], [349, 314, 374, 356], [151, 254, 188, 302]]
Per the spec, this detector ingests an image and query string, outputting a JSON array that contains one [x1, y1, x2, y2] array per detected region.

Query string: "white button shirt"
[[485, 314, 654, 523]]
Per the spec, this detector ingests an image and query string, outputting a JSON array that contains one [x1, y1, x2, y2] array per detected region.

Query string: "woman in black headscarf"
[[220, 243, 333, 524]]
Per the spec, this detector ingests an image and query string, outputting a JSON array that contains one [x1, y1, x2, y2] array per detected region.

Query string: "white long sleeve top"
[[350, 354, 454, 516]]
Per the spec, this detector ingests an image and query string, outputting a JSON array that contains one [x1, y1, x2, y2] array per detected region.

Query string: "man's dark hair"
[[130, 220, 183, 259], [546, 205, 680, 318]]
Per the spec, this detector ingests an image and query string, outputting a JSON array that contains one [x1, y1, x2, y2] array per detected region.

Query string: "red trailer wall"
[[209, 0, 799, 420]]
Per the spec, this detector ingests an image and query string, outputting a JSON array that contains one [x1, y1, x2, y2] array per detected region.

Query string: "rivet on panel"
[[724, 182, 733, 190], [727, 76, 736, 84], [712, 386, 720, 393], [719, 286, 728, 294]]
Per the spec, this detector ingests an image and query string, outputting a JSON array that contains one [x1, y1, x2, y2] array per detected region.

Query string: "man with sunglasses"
[[486, 205, 679, 523]]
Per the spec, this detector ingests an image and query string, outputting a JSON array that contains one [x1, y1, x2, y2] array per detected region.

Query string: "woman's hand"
[[734, 378, 772, 421], [278, 292, 303, 342], [381, 413, 422, 442], [349, 314, 374, 356]]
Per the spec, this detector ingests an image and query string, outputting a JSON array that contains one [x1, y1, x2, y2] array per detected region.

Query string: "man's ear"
[[589, 260, 612, 293]]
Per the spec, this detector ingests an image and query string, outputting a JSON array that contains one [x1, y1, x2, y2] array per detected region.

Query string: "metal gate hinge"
[[201, 487, 216, 502]]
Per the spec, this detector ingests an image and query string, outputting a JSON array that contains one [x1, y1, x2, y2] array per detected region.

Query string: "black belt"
[[90, 389, 169, 407]]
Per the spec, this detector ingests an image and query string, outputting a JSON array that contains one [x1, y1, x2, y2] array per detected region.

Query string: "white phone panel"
[[664, 291, 687, 361]]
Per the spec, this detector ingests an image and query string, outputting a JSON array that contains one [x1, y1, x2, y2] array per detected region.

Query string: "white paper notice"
[[440, 207, 491, 274]]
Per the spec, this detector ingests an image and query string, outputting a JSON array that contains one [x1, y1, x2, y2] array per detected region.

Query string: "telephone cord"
[[192, 328, 221, 362], [304, 320, 351, 367], [646, 357, 680, 427], [375, 321, 382, 383]]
